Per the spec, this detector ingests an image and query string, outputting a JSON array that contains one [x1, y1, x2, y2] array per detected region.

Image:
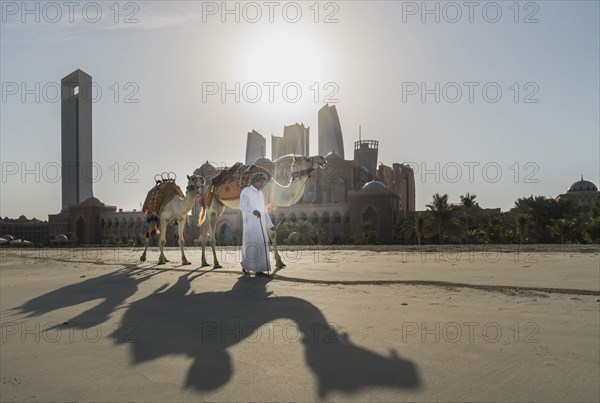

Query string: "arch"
[[107, 218, 113, 229], [309, 212, 318, 224], [333, 211, 341, 224], [299, 212, 308, 221], [322, 211, 330, 224], [100, 219, 105, 229], [289, 213, 297, 222]]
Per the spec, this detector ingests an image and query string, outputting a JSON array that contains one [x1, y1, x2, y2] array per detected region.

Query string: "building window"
[[322, 213, 329, 224]]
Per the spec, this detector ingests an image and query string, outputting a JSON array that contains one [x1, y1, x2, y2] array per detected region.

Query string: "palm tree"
[[396, 213, 427, 245], [460, 193, 477, 242], [287, 219, 317, 244], [415, 214, 425, 246], [517, 214, 528, 244], [426, 193, 453, 244], [550, 198, 579, 220], [584, 217, 600, 243], [513, 195, 554, 242], [550, 218, 576, 244], [353, 221, 378, 244]]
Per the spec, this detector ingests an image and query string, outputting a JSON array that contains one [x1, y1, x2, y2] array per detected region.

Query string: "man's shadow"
[[115, 271, 421, 397]]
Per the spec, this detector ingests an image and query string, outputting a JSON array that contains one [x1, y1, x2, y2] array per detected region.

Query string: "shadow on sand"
[[14, 267, 421, 397]]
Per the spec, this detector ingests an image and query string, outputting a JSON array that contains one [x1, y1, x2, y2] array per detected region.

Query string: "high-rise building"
[[271, 123, 310, 159], [61, 69, 93, 209], [392, 163, 416, 213], [354, 139, 379, 174], [318, 104, 344, 158], [245, 130, 266, 164]]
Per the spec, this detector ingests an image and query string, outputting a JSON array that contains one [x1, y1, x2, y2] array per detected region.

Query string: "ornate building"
[[556, 176, 599, 207]]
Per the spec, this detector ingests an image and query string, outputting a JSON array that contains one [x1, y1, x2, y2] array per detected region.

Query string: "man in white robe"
[[240, 173, 274, 276]]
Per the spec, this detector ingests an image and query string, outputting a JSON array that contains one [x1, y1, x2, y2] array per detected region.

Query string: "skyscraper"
[[318, 104, 344, 158], [245, 130, 266, 164], [271, 123, 310, 159], [61, 69, 93, 209]]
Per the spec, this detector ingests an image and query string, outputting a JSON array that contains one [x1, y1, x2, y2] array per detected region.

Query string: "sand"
[[1, 246, 599, 401]]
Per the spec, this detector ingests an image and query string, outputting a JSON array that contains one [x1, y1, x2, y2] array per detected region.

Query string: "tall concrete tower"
[[61, 69, 93, 209], [271, 123, 310, 159], [318, 104, 344, 158], [245, 130, 266, 164]]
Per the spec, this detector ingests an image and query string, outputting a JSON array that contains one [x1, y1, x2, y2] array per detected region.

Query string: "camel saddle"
[[202, 162, 270, 208], [142, 181, 184, 216]]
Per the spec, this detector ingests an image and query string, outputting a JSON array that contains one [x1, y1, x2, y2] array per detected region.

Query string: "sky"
[[1, 0, 599, 219]]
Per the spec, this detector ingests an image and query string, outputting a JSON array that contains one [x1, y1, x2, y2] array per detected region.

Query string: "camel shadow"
[[13, 267, 421, 397], [13, 266, 162, 329], [116, 271, 421, 397]]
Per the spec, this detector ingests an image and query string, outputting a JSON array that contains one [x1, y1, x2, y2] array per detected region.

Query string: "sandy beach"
[[1, 246, 599, 401]]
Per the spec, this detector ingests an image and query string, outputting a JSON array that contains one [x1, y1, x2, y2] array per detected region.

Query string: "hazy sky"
[[1, 0, 598, 219]]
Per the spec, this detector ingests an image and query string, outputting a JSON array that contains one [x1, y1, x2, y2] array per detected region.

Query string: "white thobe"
[[240, 185, 274, 272]]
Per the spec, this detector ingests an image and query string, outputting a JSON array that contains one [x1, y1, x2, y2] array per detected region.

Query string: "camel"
[[140, 174, 205, 265], [197, 154, 326, 269]]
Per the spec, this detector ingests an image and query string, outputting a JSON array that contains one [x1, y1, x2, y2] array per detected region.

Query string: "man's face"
[[253, 179, 266, 190]]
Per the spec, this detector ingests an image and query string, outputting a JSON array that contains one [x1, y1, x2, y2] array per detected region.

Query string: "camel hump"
[[142, 181, 184, 216], [209, 162, 271, 202]]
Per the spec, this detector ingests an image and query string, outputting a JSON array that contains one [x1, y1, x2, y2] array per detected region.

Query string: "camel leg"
[[140, 224, 149, 262], [209, 210, 222, 269], [270, 228, 286, 268], [200, 226, 210, 267], [158, 218, 168, 264], [178, 218, 190, 265]]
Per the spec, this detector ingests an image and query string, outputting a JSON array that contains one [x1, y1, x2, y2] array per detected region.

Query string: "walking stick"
[[257, 213, 270, 273]]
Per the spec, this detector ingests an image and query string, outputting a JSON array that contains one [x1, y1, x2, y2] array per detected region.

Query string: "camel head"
[[186, 174, 205, 195], [265, 155, 326, 208], [272, 154, 326, 182]]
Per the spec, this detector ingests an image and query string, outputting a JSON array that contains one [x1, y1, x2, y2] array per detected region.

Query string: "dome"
[[195, 161, 219, 177], [361, 180, 387, 192], [254, 157, 272, 164], [325, 150, 342, 160], [81, 196, 105, 206], [55, 234, 68, 242], [567, 176, 598, 192]]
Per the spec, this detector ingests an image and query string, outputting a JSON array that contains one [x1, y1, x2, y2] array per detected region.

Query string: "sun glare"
[[241, 30, 329, 83]]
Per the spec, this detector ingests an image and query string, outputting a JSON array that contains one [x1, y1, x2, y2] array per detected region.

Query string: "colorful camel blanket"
[[142, 181, 184, 216], [201, 162, 270, 208]]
